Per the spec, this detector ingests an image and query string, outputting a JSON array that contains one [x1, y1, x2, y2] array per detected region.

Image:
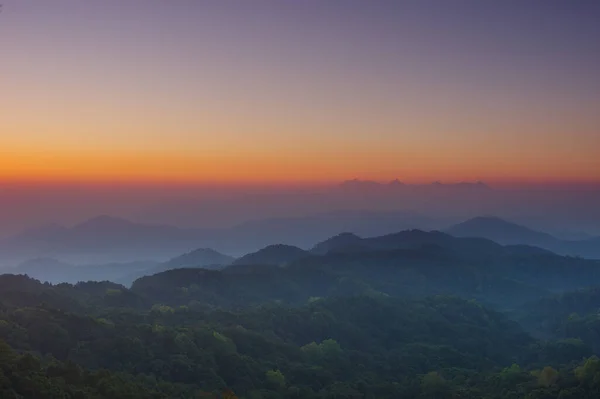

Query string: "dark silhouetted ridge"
[[233, 244, 310, 266], [312, 228, 505, 259]]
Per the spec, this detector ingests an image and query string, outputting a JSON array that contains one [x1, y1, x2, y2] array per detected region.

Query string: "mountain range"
[[308, 228, 560, 260], [1, 212, 599, 277], [3, 220, 600, 399], [0, 210, 445, 265], [446, 216, 600, 258], [131, 228, 600, 311], [3, 222, 583, 290]]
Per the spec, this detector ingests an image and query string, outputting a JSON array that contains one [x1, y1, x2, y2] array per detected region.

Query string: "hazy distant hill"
[[447, 216, 558, 246], [160, 248, 234, 270], [0, 210, 444, 264], [232, 244, 310, 266], [145, 248, 234, 275], [3, 212, 597, 267], [0, 215, 213, 264], [118, 247, 235, 285], [447, 216, 600, 259], [225, 209, 444, 250]]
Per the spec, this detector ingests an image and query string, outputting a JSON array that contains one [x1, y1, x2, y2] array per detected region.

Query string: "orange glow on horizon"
[[1, 148, 599, 188]]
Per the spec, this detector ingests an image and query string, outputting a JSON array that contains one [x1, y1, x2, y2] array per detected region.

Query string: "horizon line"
[[2, 177, 600, 190]]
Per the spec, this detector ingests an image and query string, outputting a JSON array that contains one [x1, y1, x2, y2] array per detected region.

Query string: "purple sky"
[[0, 1, 599, 235], [1, 1, 599, 184]]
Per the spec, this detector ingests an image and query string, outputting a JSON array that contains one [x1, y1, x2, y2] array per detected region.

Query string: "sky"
[[1, 0, 599, 186]]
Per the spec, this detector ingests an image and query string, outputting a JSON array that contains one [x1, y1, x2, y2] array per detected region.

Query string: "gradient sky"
[[1, 0, 599, 185]]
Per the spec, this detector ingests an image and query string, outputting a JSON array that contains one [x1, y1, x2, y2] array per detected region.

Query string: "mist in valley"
[[1, 0, 600, 397]]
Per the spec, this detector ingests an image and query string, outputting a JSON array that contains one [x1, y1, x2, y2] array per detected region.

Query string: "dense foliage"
[[0, 273, 599, 398], [3, 233, 600, 398], [132, 248, 600, 310]]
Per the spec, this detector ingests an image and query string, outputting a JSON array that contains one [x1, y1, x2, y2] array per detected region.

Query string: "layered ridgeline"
[[132, 229, 600, 310], [0, 211, 442, 264], [3, 228, 600, 397], [0, 274, 599, 398], [7, 227, 600, 306], [3, 213, 598, 267]]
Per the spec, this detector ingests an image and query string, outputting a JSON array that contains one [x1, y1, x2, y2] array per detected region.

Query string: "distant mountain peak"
[[159, 247, 234, 271], [339, 179, 491, 190], [186, 247, 225, 256], [168, 247, 233, 262]]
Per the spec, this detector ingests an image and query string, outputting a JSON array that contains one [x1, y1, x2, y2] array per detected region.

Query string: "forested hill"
[[0, 273, 599, 398], [131, 243, 600, 310], [514, 287, 600, 352]]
